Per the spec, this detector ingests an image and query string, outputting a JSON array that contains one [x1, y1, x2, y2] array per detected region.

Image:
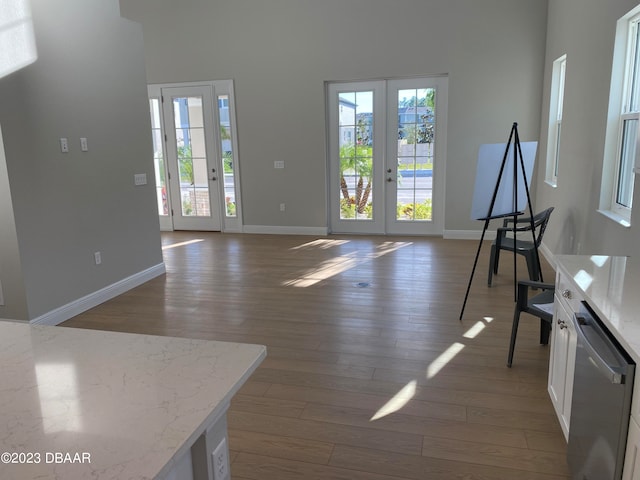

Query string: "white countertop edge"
[[155, 345, 266, 479]]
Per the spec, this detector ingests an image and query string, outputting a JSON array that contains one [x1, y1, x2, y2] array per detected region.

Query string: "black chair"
[[488, 207, 554, 287], [507, 280, 555, 367]]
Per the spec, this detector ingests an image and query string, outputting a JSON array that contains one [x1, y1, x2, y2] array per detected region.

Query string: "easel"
[[459, 122, 541, 321]]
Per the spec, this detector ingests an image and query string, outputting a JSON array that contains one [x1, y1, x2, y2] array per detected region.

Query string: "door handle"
[[387, 177, 393, 182], [387, 168, 392, 173], [211, 176, 217, 181]]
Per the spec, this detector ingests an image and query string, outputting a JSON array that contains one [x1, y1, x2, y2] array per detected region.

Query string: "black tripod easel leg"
[[459, 218, 490, 320], [515, 127, 544, 284]]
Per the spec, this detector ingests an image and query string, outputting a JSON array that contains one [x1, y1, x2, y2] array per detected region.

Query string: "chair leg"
[[524, 250, 540, 281], [507, 310, 521, 368], [488, 244, 496, 286], [540, 319, 551, 345]]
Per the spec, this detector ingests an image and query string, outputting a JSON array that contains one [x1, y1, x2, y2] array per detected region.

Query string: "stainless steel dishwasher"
[[567, 302, 635, 480]]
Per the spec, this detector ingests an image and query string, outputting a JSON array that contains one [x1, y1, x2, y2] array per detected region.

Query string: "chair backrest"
[[531, 207, 554, 247]]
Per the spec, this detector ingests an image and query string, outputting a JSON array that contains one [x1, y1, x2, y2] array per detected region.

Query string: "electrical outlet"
[[59, 137, 69, 153], [211, 438, 229, 480], [80, 137, 88, 152], [94, 251, 102, 265]]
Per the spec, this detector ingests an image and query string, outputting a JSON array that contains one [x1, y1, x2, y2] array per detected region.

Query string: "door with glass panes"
[[148, 81, 241, 231], [328, 77, 447, 235]]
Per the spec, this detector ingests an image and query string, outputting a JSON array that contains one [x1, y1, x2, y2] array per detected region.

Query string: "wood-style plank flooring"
[[63, 232, 569, 479]]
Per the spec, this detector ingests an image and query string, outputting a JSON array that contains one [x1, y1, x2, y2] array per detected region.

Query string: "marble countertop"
[[555, 255, 640, 362], [0, 322, 266, 479]]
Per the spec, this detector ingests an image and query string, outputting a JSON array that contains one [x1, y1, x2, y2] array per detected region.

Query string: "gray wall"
[[0, 123, 28, 319], [120, 0, 548, 233], [535, 0, 640, 257], [0, 0, 163, 320]]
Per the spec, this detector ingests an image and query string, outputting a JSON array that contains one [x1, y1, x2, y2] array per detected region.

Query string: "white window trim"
[[545, 54, 566, 187], [600, 7, 640, 226]]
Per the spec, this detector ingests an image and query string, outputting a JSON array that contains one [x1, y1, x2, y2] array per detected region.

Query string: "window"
[[601, 7, 640, 225], [546, 55, 566, 186]]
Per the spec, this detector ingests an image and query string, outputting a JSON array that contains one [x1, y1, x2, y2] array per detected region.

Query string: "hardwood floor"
[[63, 232, 569, 479]]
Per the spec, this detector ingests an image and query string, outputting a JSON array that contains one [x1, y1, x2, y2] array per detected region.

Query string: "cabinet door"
[[623, 417, 640, 480], [548, 295, 577, 441]]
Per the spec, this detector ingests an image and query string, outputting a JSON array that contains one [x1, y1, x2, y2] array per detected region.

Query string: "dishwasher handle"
[[572, 313, 625, 385]]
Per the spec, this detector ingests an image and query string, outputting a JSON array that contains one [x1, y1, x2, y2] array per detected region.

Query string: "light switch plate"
[[274, 160, 285, 169], [80, 137, 88, 152], [59, 137, 69, 153]]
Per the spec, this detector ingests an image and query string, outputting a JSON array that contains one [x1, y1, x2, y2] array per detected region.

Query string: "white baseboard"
[[444, 229, 497, 241], [31, 263, 166, 326], [243, 225, 329, 235]]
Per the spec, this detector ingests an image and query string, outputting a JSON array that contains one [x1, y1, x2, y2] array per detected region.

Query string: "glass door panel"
[[148, 97, 172, 231], [174, 97, 211, 217], [338, 91, 374, 220], [328, 81, 384, 234], [162, 86, 221, 231], [386, 77, 447, 235], [217, 94, 238, 217]]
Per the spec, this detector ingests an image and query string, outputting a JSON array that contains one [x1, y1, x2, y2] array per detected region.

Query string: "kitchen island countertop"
[[0, 321, 265, 479]]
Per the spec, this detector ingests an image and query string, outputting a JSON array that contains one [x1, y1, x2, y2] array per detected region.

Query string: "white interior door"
[[161, 86, 222, 231], [328, 77, 448, 235]]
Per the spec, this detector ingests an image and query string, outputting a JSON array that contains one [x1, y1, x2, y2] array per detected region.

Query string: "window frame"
[[600, 8, 640, 226], [545, 54, 567, 187]]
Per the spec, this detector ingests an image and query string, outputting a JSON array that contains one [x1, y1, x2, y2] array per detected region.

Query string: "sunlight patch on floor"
[[162, 239, 205, 250], [370, 380, 417, 421], [462, 321, 486, 339], [282, 241, 412, 287], [282, 253, 360, 287], [289, 239, 350, 250], [426, 342, 465, 379]]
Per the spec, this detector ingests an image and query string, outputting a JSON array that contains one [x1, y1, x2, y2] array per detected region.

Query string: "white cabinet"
[[548, 271, 578, 441], [623, 375, 640, 479], [623, 417, 640, 480]]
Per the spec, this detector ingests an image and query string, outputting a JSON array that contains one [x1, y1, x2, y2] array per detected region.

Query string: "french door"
[[328, 77, 448, 235], [148, 81, 241, 232]]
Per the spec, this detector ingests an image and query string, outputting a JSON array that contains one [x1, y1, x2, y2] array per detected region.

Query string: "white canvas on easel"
[[470, 141, 538, 220]]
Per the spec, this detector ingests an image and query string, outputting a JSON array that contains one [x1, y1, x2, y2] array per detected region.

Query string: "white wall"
[[535, 0, 640, 257], [0, 0, 163, 320], [120, 0, 548, 234]]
